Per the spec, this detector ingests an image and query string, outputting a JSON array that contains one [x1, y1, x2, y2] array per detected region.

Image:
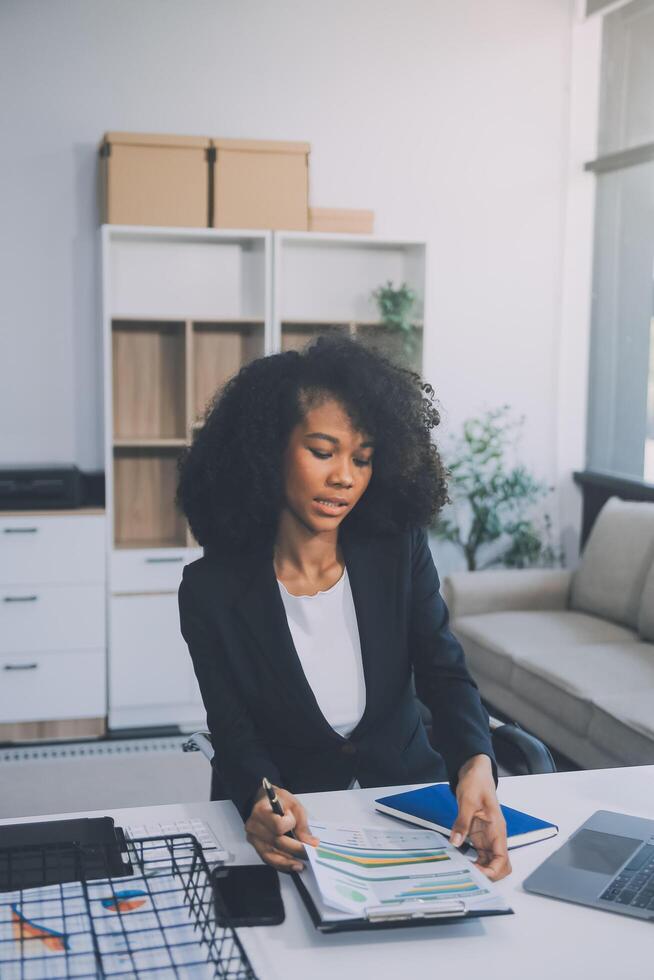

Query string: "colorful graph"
[[387, 876, 485, 902], [11, 905, 68, 952], [317, 844, 449, 869], [100, 890, 147, 913]]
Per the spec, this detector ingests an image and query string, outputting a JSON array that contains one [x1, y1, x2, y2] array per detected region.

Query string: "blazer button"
[[341, 742, 357, 756]]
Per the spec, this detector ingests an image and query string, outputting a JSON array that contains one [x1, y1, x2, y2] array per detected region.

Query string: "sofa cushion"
[[588, 692, 654, 765], [455, 610, 638, 687], [637, 560, 654, 641], [510, 642, 654, 737], [570, 497, 654, 628], [443, 569, 572, 619]]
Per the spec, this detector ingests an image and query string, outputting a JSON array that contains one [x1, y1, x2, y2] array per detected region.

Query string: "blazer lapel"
[[339, 528, 401, 737], [232, 528, 402, 741], [233, 551, 343, 739]]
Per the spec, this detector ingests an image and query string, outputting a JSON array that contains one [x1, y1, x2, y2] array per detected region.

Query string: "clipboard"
[[291, 868, 514, 933]]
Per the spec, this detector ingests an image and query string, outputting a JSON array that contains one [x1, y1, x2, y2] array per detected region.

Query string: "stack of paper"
[[304, 822, 511, 921]]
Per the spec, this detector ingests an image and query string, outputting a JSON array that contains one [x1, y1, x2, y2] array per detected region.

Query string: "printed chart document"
[[304, 822, 512, 922], [0, 873, 215, 979]]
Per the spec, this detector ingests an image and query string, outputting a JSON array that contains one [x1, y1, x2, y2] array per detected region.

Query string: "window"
[[647, 318, 654, 477], [585, 0, 654, 481]]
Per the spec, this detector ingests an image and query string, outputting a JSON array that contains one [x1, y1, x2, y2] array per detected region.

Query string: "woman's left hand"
[[450, 754, 512, 881]]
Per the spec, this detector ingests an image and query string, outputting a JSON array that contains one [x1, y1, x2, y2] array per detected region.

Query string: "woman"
[[177, 334, 510, 881]]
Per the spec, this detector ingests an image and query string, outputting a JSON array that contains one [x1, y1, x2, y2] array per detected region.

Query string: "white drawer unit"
[[109, 592, 201, 713], [0, 650, 106, 723], [0, 510, 107, 736], [111, 547, 201, 594], [0, 513, 105, 586], [0, 584, 105, 654]]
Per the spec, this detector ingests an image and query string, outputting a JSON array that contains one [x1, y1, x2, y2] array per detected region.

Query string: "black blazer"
[[178, 524, 496, 820]]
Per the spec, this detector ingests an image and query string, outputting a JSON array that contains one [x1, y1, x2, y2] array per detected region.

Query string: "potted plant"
[[432, 406, 559, 571], [371, 281, 420, 365]]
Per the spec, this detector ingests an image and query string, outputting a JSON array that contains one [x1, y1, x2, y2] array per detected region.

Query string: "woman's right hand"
[[244, 785, 319, 873]]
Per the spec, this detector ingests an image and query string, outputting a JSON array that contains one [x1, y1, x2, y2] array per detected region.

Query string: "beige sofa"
[[443, 498, 654, 769]]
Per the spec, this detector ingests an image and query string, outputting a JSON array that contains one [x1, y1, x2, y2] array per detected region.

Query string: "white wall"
[[0, 0, 578, 568]]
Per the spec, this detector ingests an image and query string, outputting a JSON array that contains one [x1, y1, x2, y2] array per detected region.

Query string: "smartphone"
[[212, 865, 285, 927]]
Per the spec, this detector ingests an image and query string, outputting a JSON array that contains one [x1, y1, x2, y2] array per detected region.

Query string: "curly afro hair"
[[176, 333, 448, 555]]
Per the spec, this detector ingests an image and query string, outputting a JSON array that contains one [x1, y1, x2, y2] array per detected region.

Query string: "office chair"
[[414, 699, 556, 777], [183, 706, 556, 800]]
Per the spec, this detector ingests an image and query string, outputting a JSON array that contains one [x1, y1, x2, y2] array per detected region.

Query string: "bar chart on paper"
[[305, 823, 509, 917]]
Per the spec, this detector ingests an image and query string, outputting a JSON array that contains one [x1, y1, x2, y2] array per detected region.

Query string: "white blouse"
[[277, 567, 366, 737]]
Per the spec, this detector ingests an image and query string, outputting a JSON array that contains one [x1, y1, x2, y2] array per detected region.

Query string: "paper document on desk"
[[0, 874, 214, 979], [306, 822, 510, 917]]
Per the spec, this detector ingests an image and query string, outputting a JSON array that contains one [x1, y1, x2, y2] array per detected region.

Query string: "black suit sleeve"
[[408, 526, 498, 795], [178, 570, 282, 821]]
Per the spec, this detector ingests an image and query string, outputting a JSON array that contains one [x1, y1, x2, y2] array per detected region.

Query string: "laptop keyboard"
[[600, 844, 654, 910]]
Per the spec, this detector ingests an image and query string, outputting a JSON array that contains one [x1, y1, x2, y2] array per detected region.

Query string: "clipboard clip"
[[364, 899, 467, 922]]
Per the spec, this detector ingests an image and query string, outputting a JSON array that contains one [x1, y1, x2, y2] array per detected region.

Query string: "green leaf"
[[430, 406, 559, 571]]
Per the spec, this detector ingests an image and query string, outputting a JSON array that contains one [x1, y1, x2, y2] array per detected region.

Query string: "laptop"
[[523, 810, 654, 921]]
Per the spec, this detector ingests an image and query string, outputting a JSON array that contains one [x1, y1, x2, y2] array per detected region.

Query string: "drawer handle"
[[145, 557, 184, 564], [3, 595, 38, 603], [3, 527, 38, 534], [4, 663, 38, 671]]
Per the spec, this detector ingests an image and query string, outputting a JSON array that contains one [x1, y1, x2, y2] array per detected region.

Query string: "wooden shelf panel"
[[114, 438, 187, 449], [112, 317, 187, 325], [110, 314, 266, 548], [113, 449, 186, 549], [279, 319, 423, 369], [280, 322, 351, 353], [281, 318, 353, 327], [192, 317, 265, 325], [114, 315, 265, 325], [192, 323, 265, 421], [112, 320, 186, 440], [281, 318, 423, 328]]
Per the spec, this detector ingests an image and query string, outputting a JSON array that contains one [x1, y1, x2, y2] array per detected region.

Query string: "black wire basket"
[[0, 833, 257, 979]]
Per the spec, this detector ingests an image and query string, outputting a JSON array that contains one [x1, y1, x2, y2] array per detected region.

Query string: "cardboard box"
[[308, 208, 375, 234], [212, 138, 309, 230], [99, 132, 211, 227]]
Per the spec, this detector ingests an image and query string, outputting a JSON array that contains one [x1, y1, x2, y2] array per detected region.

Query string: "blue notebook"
[[375, 784, 558, 850]]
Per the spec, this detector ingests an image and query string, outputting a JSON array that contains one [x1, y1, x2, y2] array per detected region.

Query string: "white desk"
[[2, 766, 652, 980]]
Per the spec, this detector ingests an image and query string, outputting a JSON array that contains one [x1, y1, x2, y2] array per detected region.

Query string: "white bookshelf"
[[101, 226, 426, 730], [274, 231, 426, 367], [102, 227, 272, 729]]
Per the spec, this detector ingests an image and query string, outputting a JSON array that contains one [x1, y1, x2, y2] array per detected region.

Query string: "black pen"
[[262, 776, 298, 840]]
